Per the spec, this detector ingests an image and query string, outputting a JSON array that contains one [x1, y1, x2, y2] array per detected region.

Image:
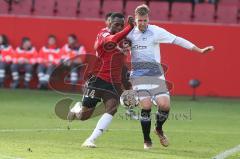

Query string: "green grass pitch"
[[0, 89, 240, 159]]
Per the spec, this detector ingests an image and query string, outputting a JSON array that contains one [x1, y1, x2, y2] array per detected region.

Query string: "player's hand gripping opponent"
[[103, 15, 135, 52], [127, 16, 135, 27]]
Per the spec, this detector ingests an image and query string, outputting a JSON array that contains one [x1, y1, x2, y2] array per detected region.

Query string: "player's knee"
[[77, 108, 94, 121], [158, 100, 170, 111], [108, 108, 118, 116], [140, 97, 152, 110], [77, 112, 91, 121], [106, 105, 118, 115], [105, 99, 118, 115], [156, 96, 170, 111], [79, 115, 90, 121], [10, 64, 18, 71]]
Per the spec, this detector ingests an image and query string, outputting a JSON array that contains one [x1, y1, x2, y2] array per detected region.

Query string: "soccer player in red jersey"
[[37, 35, 61, 89], [67, 12, 135, 148], [0, 34, 14, 88], [60, 34, 86, 86], [10, 37, 38, 89], [100, 12, 138, 120]]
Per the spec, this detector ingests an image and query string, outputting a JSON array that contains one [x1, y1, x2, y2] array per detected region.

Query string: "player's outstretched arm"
[[103, 16, 135, 51], [192, 45, 214, 54], [172, 36, 214, 54]]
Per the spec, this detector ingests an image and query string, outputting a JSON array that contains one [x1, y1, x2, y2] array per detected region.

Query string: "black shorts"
[[82, 76, 123, 108]]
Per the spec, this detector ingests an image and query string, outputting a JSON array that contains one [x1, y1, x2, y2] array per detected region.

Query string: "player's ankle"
[[144, 138, 152, 143], [155, 127, 163, 134]]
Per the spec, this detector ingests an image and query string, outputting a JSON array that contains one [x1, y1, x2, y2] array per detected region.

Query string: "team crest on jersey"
[[142, 37, 147, 41]]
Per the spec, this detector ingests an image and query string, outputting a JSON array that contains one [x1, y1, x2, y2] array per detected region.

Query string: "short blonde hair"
[[135, 4, 150, 16]]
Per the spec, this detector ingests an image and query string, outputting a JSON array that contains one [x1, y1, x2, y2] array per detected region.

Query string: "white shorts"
[[131, 75, 170, 102]]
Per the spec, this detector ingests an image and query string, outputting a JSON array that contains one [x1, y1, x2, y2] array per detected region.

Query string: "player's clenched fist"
[[127, 16, 135, 27]]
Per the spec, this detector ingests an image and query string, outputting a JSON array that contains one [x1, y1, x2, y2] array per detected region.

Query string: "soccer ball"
[[120, 90, 139, 108]]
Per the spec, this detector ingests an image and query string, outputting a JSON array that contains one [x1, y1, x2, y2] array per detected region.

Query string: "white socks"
[[87, 113, 113, 142], [70, 102, 82, 113]]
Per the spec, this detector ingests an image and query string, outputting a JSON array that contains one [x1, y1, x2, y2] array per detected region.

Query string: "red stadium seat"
[[149, 1, 169, 21], [56, 0, 78, 17], [11, 0, 32, 15], [2, 0, 238, 25], [216, 2, 238, 24], [78, 0, 101, 19], [0, 0, 9, 14], [124, 0, 145, 16], [171, 2, 193, 22], [101, 0, 123, 15], [217, 0, 240, 24], [220, 0, 239, 6], [33, 0, 57, 16], [193, 3, 215, 23]]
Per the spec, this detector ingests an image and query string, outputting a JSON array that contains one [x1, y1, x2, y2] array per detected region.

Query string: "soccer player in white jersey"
[[127, 4, 214, 149]]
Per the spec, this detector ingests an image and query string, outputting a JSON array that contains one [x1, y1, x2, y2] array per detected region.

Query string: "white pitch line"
[[0, 128, 240, 159], [212, 144, 240, 159], [0, 128, 239, 135], [0, 153, 23, 159], [0, 128, 141, 133]]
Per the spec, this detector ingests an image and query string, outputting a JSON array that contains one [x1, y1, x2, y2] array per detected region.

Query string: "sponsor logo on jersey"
[[132, 45, 147, 50]]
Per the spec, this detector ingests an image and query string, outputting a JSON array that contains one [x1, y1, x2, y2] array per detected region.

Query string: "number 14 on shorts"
[[84, 89, 96, 98]]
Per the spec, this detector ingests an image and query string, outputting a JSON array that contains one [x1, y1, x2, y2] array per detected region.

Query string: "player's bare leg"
[[154, 95, 170, 147], [82, 94, 119, 148]]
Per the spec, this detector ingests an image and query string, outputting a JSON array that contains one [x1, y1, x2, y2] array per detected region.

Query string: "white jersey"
[[127, 24, 177, 78], [127, 25, 175, 97], [127, 24, 176, 64]]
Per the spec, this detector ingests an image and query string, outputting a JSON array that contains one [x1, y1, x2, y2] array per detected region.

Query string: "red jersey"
[[38, 45, 60, 65], [94, 25, 133, 84], [13, 47, 38, 64], [94, 27, 108, 51], [0, 45, 14, 63], [60, 44, 86, 61]]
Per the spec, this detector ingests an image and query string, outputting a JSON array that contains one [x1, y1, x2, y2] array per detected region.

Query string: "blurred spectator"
[[37, 35, 60, 89], [0, 34, 14, 88], [60, 34, 86, 86], [11, 37, 37, 89]]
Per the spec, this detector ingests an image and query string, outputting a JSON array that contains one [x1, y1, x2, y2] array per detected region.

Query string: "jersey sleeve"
[[38, 47, 45, 64], [126, 29, 133, 41], [96, 25, 133, 51], [53, 49, 61, 65], [13, 48, 19, 64], [60, 45, 67, 61], [1, 46, 14, 63], [30, 47, 38, 64], [95, 31, 110, 50], [153, 26, 177, 44], [79, 45, 87, 54], [105, 25, 133, 44]]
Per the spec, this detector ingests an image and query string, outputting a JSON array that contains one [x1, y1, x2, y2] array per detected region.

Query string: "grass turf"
[[0, 89, 239, 159]]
